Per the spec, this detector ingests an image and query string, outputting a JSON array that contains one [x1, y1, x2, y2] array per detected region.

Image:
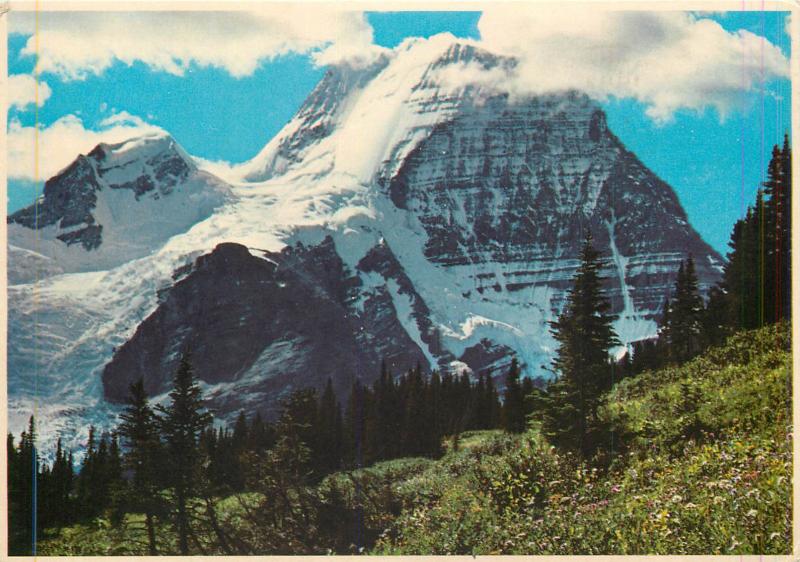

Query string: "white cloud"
[[8, 74, 52, 110], [11, 9, 382, 80], [193, 156, 240, 183], [8, 112, 165, 181], [8, 9, 790, 127], [472, 10, 790, 122]]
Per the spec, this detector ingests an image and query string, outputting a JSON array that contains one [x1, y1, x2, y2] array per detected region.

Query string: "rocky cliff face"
[[381, 90, 721, 324], [9, 37, 723, 448], [101, 238, 431, 417]]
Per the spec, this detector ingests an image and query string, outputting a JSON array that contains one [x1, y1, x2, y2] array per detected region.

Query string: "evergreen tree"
[[700, 285, 730, 348], [343, 379, 368, 469], [485, 372, 502, 428], [156, 351, 213, 555], [668, 257, 704, 362], [520, 376, 538, 421], [402, 366, 437, 456], [718, 135, 791, 332], [723, 192, 766, 329], [542, 232, 619, 458], [763, 136, 792, 322], [76, 425, 97, 519], [8, 416, 39, 555], [629, 338, 660, 375], [229, 411, 249, 491], [502, 358, 526, 433], [317, 379, 343, 475], [118, 379, 165, 555], [50, 439, 74, 524], [371, 364, 399, 462]]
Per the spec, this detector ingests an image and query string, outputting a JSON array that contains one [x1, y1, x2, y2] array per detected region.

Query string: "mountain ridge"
[[8, 36, 723, 450]]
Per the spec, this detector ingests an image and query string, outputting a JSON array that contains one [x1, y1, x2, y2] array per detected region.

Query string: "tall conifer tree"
[[502, 358, 526, 433], [118, 379, 164, 555], [156, 351, 213, 555], [543, 232, 619, 457]]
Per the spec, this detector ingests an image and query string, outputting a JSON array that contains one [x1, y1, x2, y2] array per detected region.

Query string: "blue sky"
[[6, 10, 791, 255]]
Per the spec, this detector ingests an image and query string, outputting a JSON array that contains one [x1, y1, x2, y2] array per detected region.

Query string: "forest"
[[6, 136, 792, 555]]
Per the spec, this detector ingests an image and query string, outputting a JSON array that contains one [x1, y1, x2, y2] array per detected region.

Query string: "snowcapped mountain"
[[8, 132, 232, 282], [8, 36, 724, 452]]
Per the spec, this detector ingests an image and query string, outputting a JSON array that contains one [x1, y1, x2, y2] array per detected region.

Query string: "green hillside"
[[368, 323, 792, 554], [35, 323, 792, 555]]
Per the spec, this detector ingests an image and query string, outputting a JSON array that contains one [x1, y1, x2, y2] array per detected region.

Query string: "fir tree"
[[317, 379, 343, 475], [700, 285, 729, 348], [502, 358, 526, 433], [118, 379, 165, 555], [668, 257, 704, 362], [156, 351, 213, 555], [763, 137, 792, 322], [542, 232, 619, 458], [8, 416, 39, 555], [723, 192, 766, 329]]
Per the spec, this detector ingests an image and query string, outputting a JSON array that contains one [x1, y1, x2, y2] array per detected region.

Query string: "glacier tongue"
[[8, 36, 724, 458]]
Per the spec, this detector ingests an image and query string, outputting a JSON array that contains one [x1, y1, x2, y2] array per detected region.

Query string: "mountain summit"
[[9, 37, 723, 447], [8, 132, 232, 281]]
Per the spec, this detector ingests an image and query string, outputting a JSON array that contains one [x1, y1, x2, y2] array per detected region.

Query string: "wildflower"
[[671, 494, 682, 502], [611, 485, 621, 493], [746, 509, 758, 518]]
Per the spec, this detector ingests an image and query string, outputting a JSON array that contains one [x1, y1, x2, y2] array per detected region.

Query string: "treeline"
[[200, 364, 512, 490], [7, 136, 791, 555], [7, 356, 536, 555], [627, 135, 792, 375], [536, 135, 792, 462], [7, 419, 126, 554]]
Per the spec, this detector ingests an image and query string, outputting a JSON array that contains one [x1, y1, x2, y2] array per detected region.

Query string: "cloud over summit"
[[475, 9, 789, 122]]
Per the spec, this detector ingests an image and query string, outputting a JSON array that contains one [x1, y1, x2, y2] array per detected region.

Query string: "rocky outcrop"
[[101, 238, 430, 418]]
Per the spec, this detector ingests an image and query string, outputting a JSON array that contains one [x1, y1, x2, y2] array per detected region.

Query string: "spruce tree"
[[229, 411, 248, 491], [700, 285, 729, 348], [118, 379, 165, 555], [780, 135, 792, 321], [316, 379, 343, 475], [763, 136, 792, 322], [50, 439, 74, 525], [76, 425, 96, 519], [723, 193, 765, 329], [543, 232, 619, 458], [520, 376, 538, 421], [156, 351, 213, 555], [485, 372, 502, 428], [669, 257, 704, 362], [502, 358, 526, 433], [8, 417, 38, 555]]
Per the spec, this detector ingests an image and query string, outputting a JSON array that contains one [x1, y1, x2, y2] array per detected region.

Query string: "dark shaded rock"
[[358, 242, 453, 367], [101, 237, 431, 419], [57, 224, 103, 250], [9, 156, 101, 231], [459, 338, 515, 377]]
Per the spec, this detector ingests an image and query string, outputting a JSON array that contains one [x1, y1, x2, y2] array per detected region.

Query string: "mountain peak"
[[88, 132, 197, 177], [7, 132, 230, 277]]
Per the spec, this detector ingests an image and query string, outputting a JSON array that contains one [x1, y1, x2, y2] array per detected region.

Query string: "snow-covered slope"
[[8, 36, 724, 455], [8, 132, 232, 281]]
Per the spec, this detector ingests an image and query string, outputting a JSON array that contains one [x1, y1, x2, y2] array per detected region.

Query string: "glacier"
[[7, 35, 724, 457]]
